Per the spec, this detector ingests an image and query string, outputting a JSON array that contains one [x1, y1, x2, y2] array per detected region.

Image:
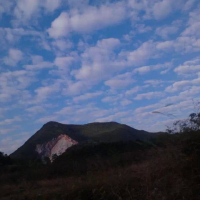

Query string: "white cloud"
[[127, 41, 157, 65], [47, 12, 70, 38], [0, 108, 8, 118], [174, 64, 200, 75], [134, 66, 151, 74], [52, 39, 74, 51], [156, 40, 174, 51], [156, 25, 179, 39], [0, 70, 35, 89], [65, 0, 89, 8], [165, 80, 193, 92], [0, 28, 46, 50], [157, 36, 200, 53], [182, 5, 200, 38], [13, 0, 61, 26], [0, 136, 31, 154], [13, 0, 40, 23], [54, 56, 76, 71], [57, 104, 111, 122], [44, 0, 61, 12], [184, 57, 200, 65], [73, 91, 103, 102], [34, 81, 61, 103], [144, 80, 166, 87], [48, 2, 127, 38], [71, 40, 169, 94], [102, 96, 120, 103], [134, 103, 160, 115], [0, 0, 13, 17], [165, 80, 190, 92], [182, 22, 200, 38], [125, 86, 141, 96], [153, 0, 184, 20], [56, 105, 79, 115], [105, 79, 134, 89], [0, 70, 35, 102], [0, 128, 14, 135], [175, 36, 200, 52], [154, 99, 196, 117], [36, 115, 58, 123], [123, 31, 135, 42], [134, 91, 164, 100], [26, 106, 46, 114], [0, 116, 21, 126], [127, 0, 188, 21], [4, 49, 23, 67], [132, 93, 200, 132], [96, 38, 121, 50], [120, 99, 132, 106], [135, 24, 152, 33], [25, 55, 54, 70], [1, 0, 200, 152], [179, 85, 200, 97], [133, 62, 173, 75], [183, 0, 197, 10], [77, 39, 89, 51], [63, 80, 91, 96], [105, 72, 135, 89], [95, 111, 130, 123], [72, 38, 121, 82], [31, 55, 43, 64], [153, 0, 173, 20]]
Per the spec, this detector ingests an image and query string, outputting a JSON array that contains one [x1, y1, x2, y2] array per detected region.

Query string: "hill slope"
[[10, 121, 155, 160], [3, 131, 200, 200]]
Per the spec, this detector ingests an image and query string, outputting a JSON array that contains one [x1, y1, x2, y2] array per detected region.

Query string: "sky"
[[0, 0, 200, 154]]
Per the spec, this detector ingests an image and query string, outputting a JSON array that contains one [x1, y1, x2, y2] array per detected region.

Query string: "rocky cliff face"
[[36, 134, 78, 162]]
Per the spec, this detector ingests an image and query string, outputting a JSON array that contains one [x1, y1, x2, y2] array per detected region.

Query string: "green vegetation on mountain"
[[10, 121, 154, 160]]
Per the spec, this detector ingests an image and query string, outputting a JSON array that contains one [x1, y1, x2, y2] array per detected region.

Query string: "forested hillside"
[[1, 112, 200, 200]]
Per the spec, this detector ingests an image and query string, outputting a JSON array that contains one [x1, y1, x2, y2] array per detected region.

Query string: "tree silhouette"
[[0, 151, 12, 165], [166, 112, 200, 134]]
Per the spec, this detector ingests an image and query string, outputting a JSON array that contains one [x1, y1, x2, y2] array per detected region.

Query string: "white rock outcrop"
[[36, 134, 78, 162]]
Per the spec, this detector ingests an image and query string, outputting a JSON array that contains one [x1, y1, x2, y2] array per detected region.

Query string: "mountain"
[[10, 121, 155, 161]]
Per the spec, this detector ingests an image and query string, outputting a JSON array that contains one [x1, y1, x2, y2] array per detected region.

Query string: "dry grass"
[[1, 132, 200, 200]]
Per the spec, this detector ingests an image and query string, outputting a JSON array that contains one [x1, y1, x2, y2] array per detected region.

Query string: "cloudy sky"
[[0, 0, 200, 154]]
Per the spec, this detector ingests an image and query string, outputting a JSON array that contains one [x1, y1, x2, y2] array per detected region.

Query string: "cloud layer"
[[0, 0, 200, 154]]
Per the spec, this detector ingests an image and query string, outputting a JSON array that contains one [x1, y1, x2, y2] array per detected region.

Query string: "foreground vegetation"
[[1, 113, 200, 200]]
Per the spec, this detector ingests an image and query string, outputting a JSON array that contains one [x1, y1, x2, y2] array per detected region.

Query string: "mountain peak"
[[86, 121, 120, 125], [43, 121, 62, 127], [10, 121, 154, 160]]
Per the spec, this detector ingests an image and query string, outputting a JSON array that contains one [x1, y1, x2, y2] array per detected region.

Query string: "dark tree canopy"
[[0, 151, 12, 165], [167, 112, 200, 134]]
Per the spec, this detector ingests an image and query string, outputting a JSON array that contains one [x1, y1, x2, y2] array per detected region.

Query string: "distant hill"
[[10, 121, 156, 160]]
